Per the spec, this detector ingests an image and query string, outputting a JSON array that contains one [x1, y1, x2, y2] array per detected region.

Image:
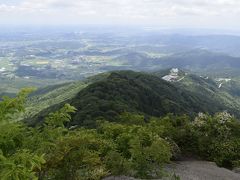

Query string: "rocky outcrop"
[[104, 160, 240, 180], [165, 160, 240, 180]]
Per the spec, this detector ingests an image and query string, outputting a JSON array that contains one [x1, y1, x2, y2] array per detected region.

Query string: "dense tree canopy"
[[1, 89, 240, 179]]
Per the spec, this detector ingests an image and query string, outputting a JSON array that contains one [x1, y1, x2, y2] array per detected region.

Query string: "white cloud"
[[0, 0, 240, 28]]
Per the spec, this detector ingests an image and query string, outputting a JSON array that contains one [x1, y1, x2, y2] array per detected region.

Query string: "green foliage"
[[28, 71, 240, 129], [0, 150, 45, 180], [98, 121, 172, 178], [155, 112, 240, 169], [145, 112, 240, 169], [39, 130, 109, 180], [0, 88, 36, 157], [0, 123, 25, 156], [105, 151, 131, 175], [44, 104, 77, 128], [1, 88, 240, 179], [0, 89, 45, 180], [130, 136, 171, 178], [0, 91, 173, 179], [36, 70, 239, 128], [0, 88, 35, 122], [188, 112, 240, 168]]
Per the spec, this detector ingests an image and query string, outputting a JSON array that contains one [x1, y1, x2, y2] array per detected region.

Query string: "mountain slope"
[[155, 68, 240, 115], [114, 49, 240, 76], [70, 71, 240, 127], [28, 70, 240, 127], [25, 81, 87, 118]]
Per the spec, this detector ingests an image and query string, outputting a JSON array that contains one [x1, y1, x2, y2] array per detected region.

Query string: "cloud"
[[0, 0, 240, 28]]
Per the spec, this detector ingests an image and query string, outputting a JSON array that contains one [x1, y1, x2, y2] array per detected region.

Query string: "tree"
[[0, 89, 45, 180]]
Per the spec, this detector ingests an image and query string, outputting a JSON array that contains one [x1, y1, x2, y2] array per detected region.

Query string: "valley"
[[2, 0, 240, 179], [2, 29, 240, 97], [2, 28, 240, 180]]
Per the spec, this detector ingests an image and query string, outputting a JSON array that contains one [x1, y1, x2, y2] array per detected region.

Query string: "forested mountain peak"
[[26, 70, 240, 127]]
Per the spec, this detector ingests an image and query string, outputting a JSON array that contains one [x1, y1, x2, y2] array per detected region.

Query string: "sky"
[[0, 0, 240, 29]]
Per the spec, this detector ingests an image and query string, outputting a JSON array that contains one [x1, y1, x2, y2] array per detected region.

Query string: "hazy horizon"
[[1, 25, 240, 37], [0, 0, 240, 30]]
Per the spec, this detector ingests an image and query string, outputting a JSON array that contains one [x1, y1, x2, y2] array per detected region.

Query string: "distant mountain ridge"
[[114, 49, 240, 76]]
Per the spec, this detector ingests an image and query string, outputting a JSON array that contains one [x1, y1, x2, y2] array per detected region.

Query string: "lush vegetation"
[[151, 112, 240, 168], [1, 89, 240, 179], [25, 81, 87, 118], [0, 90, 172, 179], [30, 71, 240, 127]]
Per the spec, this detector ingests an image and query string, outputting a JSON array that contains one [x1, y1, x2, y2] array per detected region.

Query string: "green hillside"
[[2, 71, 240, 180], [24, 82, 87, 118], [113, 49, 240, 76], [155, 69, 240, 116], [23, 72, 113, 119], [27, 70, 240, 127]]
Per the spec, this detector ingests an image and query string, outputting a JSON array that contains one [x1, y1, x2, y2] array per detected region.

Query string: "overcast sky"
[[0, 0, 240, 29]]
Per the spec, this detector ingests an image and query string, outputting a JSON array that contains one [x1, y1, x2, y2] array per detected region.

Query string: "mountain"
[[114, 52, 152, 67], [158, 49, 240, 70], [112, 49, 240, 77], [27, 70, 240, 127], [155, 68, 240, 114]]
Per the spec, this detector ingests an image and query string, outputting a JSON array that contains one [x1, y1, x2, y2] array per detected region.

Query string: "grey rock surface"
[[165, 160, 240, 180], [103, 160, 240, 180]]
